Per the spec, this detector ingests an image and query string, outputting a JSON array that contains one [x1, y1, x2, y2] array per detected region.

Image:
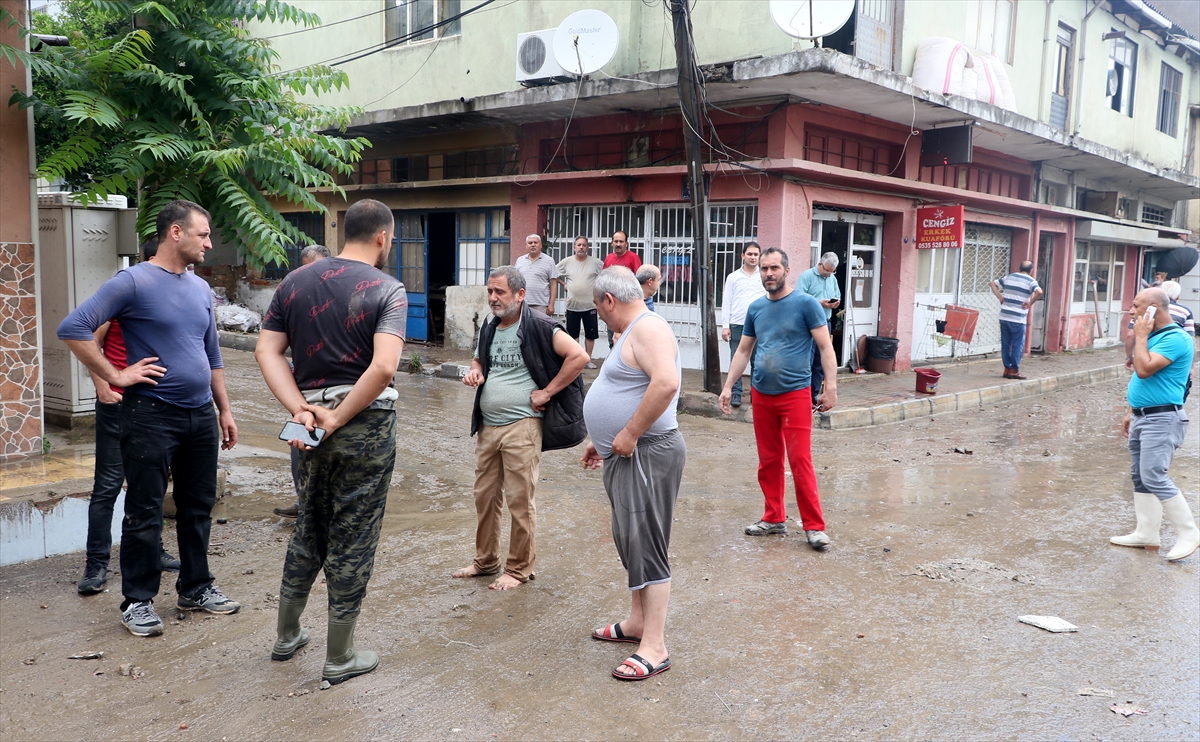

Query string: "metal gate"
[[955, 224, 1012, 354], [544, 202, 757, 343]]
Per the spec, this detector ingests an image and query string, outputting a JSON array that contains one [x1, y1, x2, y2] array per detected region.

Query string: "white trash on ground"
[[1018, 615, 1078, 633], [215, 304, 262, 333]]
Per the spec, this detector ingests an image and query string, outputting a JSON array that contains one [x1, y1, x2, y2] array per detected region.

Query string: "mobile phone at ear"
[[1146, 306, 1157, 321], [279, 421, 325, 447]]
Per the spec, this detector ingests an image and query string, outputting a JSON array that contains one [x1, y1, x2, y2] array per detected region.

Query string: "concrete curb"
[[218, 330, 258, 352], [678, 364, 1129, 430]]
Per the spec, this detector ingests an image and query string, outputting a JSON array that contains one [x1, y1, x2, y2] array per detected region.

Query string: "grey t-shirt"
[[515, 254, 559, 306], [477, 319, 559, 427], [556, 255, 603, 311]]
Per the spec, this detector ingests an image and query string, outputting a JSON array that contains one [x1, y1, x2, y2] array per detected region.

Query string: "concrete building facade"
[[253, 0, 1200, 369]]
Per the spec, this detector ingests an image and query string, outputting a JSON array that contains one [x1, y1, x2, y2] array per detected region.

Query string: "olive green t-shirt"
[[477, 319, 558, 427]]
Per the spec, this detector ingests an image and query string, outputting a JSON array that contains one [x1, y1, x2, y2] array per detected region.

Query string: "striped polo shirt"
[[995, 272, 1040, 323]]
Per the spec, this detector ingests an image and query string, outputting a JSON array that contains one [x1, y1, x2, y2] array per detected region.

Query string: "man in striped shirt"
[[990, 261, 1043, 380]]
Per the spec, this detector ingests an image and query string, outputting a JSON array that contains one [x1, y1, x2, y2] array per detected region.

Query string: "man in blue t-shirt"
[[989, 261, 1043, 380], [1111, 288, 1197, 562], [719, 247, 838, 551], [58, 200, 240, 638]]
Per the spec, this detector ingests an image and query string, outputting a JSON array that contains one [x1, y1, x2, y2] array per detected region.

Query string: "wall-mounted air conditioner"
[[516, 29, 570, 86]]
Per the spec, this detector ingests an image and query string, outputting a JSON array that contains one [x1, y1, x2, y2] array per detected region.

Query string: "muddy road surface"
[[2, 349, 1197, 740]]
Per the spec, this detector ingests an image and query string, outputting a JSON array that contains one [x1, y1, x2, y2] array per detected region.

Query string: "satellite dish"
[[554, 9, 619, 75], [770, 0, 856, 39]]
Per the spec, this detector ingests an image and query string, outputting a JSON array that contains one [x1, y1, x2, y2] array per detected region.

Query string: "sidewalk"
[[678, 346, 1133, 430]]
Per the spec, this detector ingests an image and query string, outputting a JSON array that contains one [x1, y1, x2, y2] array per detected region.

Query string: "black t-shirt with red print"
[[262, 257, 408, 391]]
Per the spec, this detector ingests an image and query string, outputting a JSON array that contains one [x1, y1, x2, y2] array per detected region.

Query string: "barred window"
[[1141, 203, 1170, 227]]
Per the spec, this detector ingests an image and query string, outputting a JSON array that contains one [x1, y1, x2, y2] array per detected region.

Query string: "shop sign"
[[916, 205, 965, 249]]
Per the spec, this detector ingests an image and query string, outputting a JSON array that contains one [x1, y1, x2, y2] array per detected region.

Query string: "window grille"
[[1141, 203, 1170, 227]]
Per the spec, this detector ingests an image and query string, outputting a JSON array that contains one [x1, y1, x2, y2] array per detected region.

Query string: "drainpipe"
[[1037, 0, 1055, 123], [1072, 0, 1103, 137]]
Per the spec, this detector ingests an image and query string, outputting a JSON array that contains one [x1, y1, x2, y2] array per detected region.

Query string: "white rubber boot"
[[1162, 494, 1200, 562], [1110, 493, 1162, 550]]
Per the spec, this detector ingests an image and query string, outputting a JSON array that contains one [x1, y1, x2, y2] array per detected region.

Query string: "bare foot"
[[488, 574, 523, 590], [451, 564, 493, 579]]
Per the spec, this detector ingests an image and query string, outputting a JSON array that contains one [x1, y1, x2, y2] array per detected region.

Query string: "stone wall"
[[0, 1, 42, 461]]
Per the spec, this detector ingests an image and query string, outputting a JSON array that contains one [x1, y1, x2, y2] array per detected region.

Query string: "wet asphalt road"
[[1, 349, 1197, 741]]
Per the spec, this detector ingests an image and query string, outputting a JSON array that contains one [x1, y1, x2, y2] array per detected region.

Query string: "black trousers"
[[86, 401, 125, 565], [119, 394, 218, 603]]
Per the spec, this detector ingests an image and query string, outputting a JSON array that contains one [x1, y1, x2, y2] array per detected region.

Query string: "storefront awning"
[[1075, 219, 1187, 247]]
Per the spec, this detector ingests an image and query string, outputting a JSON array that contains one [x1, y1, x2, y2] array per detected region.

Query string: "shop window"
[[1072, 241, 1125, 305], [1107, 34, 1137, 118], [916, 248, 959, 294], [1156, 63, 1182, 137], [386, 0, 460, 45]]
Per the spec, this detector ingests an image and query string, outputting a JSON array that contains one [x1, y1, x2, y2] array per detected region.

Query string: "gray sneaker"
[[745, 520, 787, 536], [806, 530, 831, 550], [177, 585, 241, 615], [121, 600, 164, 637]]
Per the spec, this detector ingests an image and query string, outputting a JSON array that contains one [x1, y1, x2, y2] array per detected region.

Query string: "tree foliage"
[[2, 1, 369, 270]]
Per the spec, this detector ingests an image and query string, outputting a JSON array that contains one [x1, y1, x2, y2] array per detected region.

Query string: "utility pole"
[[671, 0, 721, 393]]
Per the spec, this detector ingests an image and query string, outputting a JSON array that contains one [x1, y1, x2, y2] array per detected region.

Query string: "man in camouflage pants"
[[255, 199, 407, 685]]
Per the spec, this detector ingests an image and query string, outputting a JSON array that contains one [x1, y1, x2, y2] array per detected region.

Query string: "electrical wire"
[[259, 4, 400, 40], [274, 0, 497, 75], [511, 39, 586, 187], [886, 85, 920, 177]]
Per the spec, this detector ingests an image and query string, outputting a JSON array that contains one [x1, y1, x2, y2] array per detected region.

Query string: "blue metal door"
[[391, 211, 429, 341]]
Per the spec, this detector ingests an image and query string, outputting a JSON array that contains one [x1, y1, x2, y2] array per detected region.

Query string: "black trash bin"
[[865, 336, 899, 374]]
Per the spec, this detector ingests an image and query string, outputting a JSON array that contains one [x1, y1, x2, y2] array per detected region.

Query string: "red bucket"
[[915, 367, 941, 394]]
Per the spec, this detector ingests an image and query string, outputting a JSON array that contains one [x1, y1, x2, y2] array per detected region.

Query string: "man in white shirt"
[[515, 234, 559, 315], [720, 242, 766, 407]]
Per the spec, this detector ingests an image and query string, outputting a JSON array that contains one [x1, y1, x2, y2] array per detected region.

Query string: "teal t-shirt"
[[743, 289, 829, 395], [477, 319, 549, 427], [1127, 324, 1194, 408], [798, 266, 840, 320]]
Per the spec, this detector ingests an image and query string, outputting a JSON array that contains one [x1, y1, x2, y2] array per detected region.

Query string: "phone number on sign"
[[918, 240, 961, 249]]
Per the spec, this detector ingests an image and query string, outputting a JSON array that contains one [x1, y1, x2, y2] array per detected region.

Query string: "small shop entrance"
[[811, 210, 883, 366]]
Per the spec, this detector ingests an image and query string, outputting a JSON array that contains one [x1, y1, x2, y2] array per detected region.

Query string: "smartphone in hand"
[[1146, 306, 1157, 322], [279, 421, 325, 447]]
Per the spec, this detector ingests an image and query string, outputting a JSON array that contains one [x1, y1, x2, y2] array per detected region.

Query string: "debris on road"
[[905, 558, 1036, 584], [1018, 615, 1078, 633], [67, 652, 104, 660], [952, 447, 973, 455], [1110, 705, 1148, 717], [1077, 688, 1114, 697], [319, 680, 331, 690]]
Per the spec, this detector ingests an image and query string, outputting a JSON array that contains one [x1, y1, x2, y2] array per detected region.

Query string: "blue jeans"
[[1129, 409, 1189, 501], [728, 324, 752, 396], [1000, 320, 1026, 370], [810, 319, 833, 403]]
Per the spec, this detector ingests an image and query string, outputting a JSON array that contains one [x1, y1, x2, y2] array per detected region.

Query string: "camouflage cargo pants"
[[279, 409, 396, 620]]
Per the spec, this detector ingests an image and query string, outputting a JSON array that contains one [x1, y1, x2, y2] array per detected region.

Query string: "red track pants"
[[751, 388, 825, 530]]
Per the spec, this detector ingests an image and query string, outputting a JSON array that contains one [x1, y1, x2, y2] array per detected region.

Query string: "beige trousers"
[[472, 417, 542, 581]]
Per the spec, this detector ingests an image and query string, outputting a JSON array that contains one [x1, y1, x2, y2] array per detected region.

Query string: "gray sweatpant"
[[602, 429, 686, 591], [1129, 409, 1189, 501]]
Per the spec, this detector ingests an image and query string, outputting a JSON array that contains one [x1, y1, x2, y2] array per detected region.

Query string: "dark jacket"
[[470, 303, 586, 451]]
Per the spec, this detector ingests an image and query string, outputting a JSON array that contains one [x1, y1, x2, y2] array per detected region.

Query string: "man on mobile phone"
[[58, 201, 240, 637], [255, 199, 407, 685], [1111, 288, 1197, 562], [798, 253, 841, 404]]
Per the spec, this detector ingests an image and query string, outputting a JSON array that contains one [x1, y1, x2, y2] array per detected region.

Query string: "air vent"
[[518, 34, 546, 76]]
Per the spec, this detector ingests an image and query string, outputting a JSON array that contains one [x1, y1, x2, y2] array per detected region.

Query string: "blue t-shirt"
[[57, 262, 222, 408], [743, 289, 828, 395], [1127, 324, 1194, 408]]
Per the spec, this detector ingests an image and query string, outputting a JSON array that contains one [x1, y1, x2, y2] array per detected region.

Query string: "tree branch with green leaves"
[[1, 0, 368, 270]]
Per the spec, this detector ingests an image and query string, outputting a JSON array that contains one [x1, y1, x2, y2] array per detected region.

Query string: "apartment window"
[[386, 0, 461, 45], [1141, 203, 1171, 226], [392, 155, 430, 183], [1107, 35, 1137, 117], [1156, 63, 1182, 137], [1049, 24, 1073, 129], [966, 0, 1016, 63]]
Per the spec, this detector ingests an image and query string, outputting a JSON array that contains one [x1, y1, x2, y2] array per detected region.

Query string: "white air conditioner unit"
[[516, 29, 570, 86]]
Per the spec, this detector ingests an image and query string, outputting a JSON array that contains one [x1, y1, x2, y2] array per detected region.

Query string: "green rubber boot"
[[322, 613, 378, 685], [270, 596, 311, 661]]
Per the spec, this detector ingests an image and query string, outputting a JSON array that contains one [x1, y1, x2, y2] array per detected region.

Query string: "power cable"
[[259, 4, 400, 40], [511, 38, 586, 187]]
